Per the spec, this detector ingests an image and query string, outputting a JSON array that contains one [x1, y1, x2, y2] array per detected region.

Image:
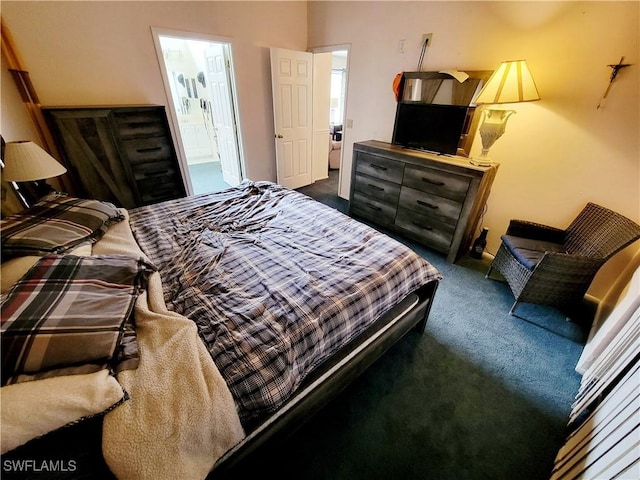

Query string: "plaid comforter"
[[129, 182, 441, 427]]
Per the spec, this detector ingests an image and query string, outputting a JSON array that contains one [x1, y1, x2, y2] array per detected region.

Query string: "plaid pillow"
[[1, 254, 155, 386], [1, 193, 124, 258]]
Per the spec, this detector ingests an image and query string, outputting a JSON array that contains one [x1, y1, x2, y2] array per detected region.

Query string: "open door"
[[312, 46, 350, 199], [151, 28, 244, 195], [270, 48, 313, 189], [205, 44, 241, 187]]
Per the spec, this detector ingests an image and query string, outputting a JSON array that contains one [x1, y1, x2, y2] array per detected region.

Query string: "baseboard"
[[584, 294, 601, 306], [481, 251, 495, 262]]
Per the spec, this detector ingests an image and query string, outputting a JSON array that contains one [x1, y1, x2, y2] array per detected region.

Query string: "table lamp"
[[470, 60, 540, 166], [2, 140, 67, 206]]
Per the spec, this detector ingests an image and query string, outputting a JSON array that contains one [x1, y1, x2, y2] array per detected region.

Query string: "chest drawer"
[[403, 164, 470, 202], [350, 191, 397, 225], [113, 110, 168, 139], [395, 207, 455, 252], [355, 153, 404, 184], [132, 159, 183, 204], [399, 186, 463, 226], [123, 137, 173, 164], [354, 174, 400, 204], [131, 160, 179, 180], [139, 186, 184, 205]]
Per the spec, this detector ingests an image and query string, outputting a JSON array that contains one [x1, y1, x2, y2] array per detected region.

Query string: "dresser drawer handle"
[[412, 221, 433, 231], [367, 184, 384, 191], [417, 200, 438, 209], [136, 146, 163, 153], [370, 164, 388, 171], [365, 203, 382, 211], [144, 169, 170, 177], [421, 177, 445, 187]]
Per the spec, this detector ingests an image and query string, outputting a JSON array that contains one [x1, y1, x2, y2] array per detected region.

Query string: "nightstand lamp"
[[471, 60, 540, 167], [2, 140, 67, 207]]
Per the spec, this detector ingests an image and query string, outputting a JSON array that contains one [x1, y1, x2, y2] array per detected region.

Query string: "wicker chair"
[[487, 203, 640, 317]]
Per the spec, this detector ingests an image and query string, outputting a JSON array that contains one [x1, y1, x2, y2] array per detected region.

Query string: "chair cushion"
[[501, 234, 566, 270]]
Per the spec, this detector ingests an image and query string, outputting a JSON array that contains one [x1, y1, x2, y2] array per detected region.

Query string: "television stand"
[[349, 140, 499, 263]]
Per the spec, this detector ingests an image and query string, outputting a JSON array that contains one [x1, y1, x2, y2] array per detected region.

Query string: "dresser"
[[43, 106, 186, 209], [349, 140, 498, 263]]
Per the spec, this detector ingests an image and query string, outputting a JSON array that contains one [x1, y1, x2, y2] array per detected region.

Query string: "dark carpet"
[[230, 171, 587, 479]]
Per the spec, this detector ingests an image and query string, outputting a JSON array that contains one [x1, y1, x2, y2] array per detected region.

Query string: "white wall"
[[308, 1, 640, 300], [1, 0, 308, 183]]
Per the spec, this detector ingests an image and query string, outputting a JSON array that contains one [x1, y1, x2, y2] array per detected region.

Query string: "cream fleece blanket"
[[0, 369, 124, 454], [95, 211, 245, 479]]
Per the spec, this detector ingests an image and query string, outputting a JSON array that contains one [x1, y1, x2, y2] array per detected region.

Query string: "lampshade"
[[473, 59, 540, 105], [2, 141, 67, 182]]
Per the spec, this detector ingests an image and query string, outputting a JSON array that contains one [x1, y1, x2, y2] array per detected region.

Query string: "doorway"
[[152, 29, 244, 196], [328, 49, 347, 191], [312, 46, 349, 198]]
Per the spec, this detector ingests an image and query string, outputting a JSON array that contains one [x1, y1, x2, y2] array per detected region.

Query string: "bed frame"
[[2, 280, 438, 479]]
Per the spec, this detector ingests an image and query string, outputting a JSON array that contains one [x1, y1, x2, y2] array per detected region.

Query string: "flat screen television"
[[392, 103, 469, 155]]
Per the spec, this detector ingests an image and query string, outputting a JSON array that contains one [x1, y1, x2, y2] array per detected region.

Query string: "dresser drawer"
[[354, 174, 400, 204], [350, 191, 397, 225], [399, 186, 463, 226], [355, 153, 404, 184], [113, 110, 168, 139], [403, 164, 470, 202], [122, 137, 173, 164], [395, 207, 455, 252]]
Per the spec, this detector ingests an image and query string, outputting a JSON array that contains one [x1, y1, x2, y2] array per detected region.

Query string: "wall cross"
[[597, 56, 631, 109]]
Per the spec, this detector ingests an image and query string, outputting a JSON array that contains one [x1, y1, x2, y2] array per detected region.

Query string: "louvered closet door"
[[551, 312, 640, 480], [44, 109, 138, 209]]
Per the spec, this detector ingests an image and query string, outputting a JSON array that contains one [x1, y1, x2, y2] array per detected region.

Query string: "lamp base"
[[14, 180, 56, 208], [470, 157, 495, 167], [470, 108, 517, 168]]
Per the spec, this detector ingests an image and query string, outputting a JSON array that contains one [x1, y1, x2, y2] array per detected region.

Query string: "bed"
[[0, 181, 441, 479]]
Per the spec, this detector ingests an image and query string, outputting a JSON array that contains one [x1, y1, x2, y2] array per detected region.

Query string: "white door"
[[270, 48, 313, 189], [312, 52, 332, 182], [206, 44, 242, 187]]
